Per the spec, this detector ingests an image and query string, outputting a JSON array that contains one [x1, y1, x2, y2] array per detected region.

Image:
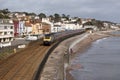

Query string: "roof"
[[30, 19, 41, 24], [25, 22, 32, 27], [42, 22, 50, 26]]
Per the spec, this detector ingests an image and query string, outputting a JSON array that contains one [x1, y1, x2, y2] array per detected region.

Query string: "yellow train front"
[[43, 34, 55, 45]]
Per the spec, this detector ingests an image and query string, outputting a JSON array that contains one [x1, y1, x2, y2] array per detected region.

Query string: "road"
[[11, 38, 30, 46]]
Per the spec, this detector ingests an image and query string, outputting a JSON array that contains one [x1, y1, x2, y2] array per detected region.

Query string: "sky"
[[0, 0, 120, 23]]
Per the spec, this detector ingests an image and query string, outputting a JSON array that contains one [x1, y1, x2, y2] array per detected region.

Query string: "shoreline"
[[40, 31, 113, 80], [66, 32, 112, 80]]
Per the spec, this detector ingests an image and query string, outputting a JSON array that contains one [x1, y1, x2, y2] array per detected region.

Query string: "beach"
[[40, 31, 113, 80], [66, 32, 111, 80]]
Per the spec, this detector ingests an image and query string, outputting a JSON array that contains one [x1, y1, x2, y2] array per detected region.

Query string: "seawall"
[[40, 31, 111, 80]]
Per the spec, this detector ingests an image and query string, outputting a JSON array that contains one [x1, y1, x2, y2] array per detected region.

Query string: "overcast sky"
[[0, 0, 120, 23]]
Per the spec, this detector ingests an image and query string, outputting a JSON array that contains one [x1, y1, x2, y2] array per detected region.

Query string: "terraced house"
[[31, 19, 51, 35], [0, 19, 14, 48]]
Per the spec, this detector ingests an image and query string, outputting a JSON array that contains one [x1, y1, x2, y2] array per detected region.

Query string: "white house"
[[52, 22, 63, 32], [42, 18, 55, 33], [19, 21, 25, 36], [0, 19, 14, 47], [110, 24, 120, 30], [42, 18, 83, 33], [24, 21, 32, 35], [62, 22, 83, 31]]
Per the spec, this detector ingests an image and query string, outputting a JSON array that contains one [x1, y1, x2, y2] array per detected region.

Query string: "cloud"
[[0, 0, 120, 22]]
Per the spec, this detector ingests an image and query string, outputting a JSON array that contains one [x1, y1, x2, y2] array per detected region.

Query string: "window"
[[9, 37, 12, 41], [3, 38, 5, 42], [10, 32, 13, 34], [0, 32, 2, 35], [46, 29, 49, 32], [11, 26, 13, 29], [4, 32, 7, 35], [45, 34, 51, 39], [4, 26, 7, 29]]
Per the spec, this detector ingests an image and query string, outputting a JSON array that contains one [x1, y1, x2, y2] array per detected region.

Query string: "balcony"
[[0, 29, 14, 32], [0, 34, 14, 38]]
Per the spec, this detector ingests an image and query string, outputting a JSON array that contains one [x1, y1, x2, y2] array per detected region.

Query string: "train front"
[[43, 34, 53, 45]]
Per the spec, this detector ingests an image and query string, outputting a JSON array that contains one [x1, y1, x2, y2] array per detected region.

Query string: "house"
[[81, 18, 92, 24], [63, 22, 82, 30], [52, 22, 62, 32], [83, 22, 97, 31], [24, 21, 32, 35], [110, 24, 120, 30], [42, 22, 51, 34], [31, 19, 51, 34], [13, 12, 26, 19], [19, 20, 25, 36], [13, 20, 26, 37], [42, 18, 54, 33], [30, 19, 42, 35], [13, 20, 19, 37], [0, 19, 14, 47]]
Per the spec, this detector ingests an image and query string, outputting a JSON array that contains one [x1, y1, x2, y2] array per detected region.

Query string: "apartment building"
[[0, 19, 14, 47]]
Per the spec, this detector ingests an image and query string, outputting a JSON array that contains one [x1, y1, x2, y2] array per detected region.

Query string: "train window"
[[45, 34, 50, 39], [45, 36, 50, 39]]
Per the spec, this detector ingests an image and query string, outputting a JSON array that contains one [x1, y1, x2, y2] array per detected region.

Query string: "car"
[[25, 35, 38, 41]]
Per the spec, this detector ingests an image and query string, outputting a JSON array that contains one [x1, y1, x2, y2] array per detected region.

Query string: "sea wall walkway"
[[40, 31, 113, 80], [40, 33, 89, 80]]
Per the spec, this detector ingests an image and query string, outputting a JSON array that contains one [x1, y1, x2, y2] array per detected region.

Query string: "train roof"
[[44, 33, 55, 36]]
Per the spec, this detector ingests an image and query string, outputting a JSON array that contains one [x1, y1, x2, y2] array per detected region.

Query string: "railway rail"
[[0, 40, 50, 80], [34, 30, 85, 80], [0, 30, 85, 80]]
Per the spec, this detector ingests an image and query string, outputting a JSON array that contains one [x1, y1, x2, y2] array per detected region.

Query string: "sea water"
[[70, 31, 120, 80]]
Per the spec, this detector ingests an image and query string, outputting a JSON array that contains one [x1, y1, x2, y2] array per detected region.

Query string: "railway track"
[[0, 30, 85, 80], [0, 40, 50, 80], [34, 30, 85, 80]]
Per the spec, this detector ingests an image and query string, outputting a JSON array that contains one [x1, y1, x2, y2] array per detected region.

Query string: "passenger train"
[[43, 29, 85, 45]]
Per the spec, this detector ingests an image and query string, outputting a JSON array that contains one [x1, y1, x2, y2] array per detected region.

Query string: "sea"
[[70, 31, 120, 80]]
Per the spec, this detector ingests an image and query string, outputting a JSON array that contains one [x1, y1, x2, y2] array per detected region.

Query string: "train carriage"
[[43, 29, 85, 46]]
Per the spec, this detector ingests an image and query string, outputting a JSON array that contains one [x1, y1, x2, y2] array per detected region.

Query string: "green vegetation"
[[38, 13, 46, 19], [0, 49, 14, 60], [0, 8, 10, 19], [83, 19, 105, 30], [0, 8, 117, 28]]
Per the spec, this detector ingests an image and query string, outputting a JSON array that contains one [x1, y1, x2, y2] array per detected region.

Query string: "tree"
[[38, 13, 46, 19], [4, 15, 10, 19], [77, 18, 82, 25], [83, 21, 94, 26], [1, 8, 10, 14], [23, 12, 29, 16], [62, 14, 66, 18], [95, 20, 104, 30], [0, 13, 4, 18], [49, 15, 54, 22], [0, 13, 10, 19], [66, 15, 70, 20], [54, 13, 61, 22], [61, 14, 70, 20]]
